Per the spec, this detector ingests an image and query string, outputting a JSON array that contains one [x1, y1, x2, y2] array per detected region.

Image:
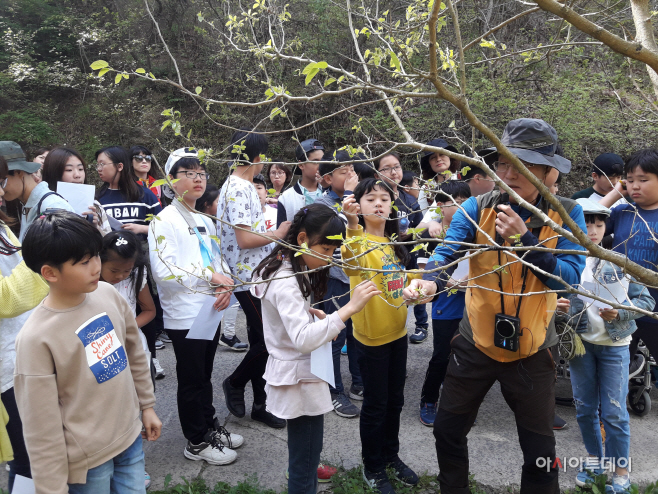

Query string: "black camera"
[[495, 192, 510, 214], [494, 313, 521, 352]]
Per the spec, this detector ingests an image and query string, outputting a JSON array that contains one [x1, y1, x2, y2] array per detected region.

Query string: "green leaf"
[[149, 72, 155, 79], [97, 68, 109, 77], [195, 86, 202, 95], [316, 61, 328, 69], [326, 234, 343, 240], [136, 68, 146, 74], [90, 60, 108, 70], [389, 50, 401, 71], [164, 473, 172, 488], [161, 120, 172, 132], [114, 74, 122, 84], [305, 68, 319, 85], [162, 275, 176, 281], [324, 77, 336, 87]]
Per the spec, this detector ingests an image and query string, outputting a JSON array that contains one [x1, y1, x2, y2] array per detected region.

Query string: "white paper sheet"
[[56, 182, 95, 216], [310, 316, 335, 387], [578, 277, 629, 310], [451, 259, 469, 281], [186, 296, 225, 340], [12, 475, 35, 494], [311, 341, 335, 388]]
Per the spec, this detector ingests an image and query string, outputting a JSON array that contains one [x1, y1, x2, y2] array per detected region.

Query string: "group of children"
[[0, 120, 657, 494]]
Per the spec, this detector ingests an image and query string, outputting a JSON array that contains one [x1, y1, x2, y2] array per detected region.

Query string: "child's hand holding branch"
[[342, 195, 361, 229], [337, 281, 381, 321]]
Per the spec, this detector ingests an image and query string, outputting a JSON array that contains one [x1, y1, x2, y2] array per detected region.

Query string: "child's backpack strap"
[[35, 191, 65, 217]]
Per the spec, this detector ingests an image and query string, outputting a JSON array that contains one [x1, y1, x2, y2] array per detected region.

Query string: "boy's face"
[[592, 172, 620, 194], [46, 254, 102, 294], [170, 166, 207, 201], [324, 164, 355, 194], [402, 177, 420, 199], [436, 197, 467, 226], [299, 150, 323, 182], [468, 174, 495, 197], [586, 219, 606, 245], [626, 168, 658, 208], [254, 183, 268, 207]]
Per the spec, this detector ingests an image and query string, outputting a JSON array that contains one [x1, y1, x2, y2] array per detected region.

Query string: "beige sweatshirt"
[[14, 282, 155, 494]]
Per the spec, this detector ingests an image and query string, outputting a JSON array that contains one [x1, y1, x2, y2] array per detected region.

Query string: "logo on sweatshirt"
[[76, 312, 127, 384], [381, 260, 405, 299]]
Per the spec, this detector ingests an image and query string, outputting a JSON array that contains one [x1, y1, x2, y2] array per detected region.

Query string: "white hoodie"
[[148, 204, 230, 329]]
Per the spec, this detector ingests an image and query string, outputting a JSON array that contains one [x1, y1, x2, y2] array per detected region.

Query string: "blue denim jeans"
[[68, 434, 145, 494], [570, 341, 631, 466], [287, 414, 323, 494], [324, 278, 362, 394]]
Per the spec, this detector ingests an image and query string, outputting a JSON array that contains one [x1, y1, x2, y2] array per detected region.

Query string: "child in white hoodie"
[[251, 203, 380, 494]]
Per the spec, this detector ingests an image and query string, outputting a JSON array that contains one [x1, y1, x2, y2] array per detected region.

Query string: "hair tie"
[[276, 251, 285, 261], [116, 237, 128, 247], [303, 208, 308, 215]]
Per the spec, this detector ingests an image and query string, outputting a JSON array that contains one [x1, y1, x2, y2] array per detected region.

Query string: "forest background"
[[1, 0, 657, 195]]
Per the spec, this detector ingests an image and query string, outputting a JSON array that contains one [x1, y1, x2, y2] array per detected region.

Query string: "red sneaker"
[[317, 464, 338, 483]]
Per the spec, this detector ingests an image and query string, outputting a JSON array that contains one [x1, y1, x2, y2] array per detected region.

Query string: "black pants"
[[629, 320, 658, 363], [169, 327, 221, 444], [287, 414, 324, 494], [420, 319, 461, 404], [2, 387, 31, 493], [433, 335, 558, 494], [356, 335, 407, 472], [227, 290, 268, 405]]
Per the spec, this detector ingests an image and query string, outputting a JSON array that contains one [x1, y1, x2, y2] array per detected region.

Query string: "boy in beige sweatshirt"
[[15, 211, 161, 494]]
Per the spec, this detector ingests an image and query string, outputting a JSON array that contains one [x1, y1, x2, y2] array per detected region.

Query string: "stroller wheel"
[[628, 386, 651, 417]]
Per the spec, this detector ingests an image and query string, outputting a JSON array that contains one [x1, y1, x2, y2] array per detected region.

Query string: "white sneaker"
[[155, 339, 165, 350], [153, 358, 165, 379], [213, 419, 244, 449], [184, 431, 237, 465]]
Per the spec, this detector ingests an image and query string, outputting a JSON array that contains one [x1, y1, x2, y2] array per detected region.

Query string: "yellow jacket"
[[0, 224, 49, 319], [341, 226, 419, 346]]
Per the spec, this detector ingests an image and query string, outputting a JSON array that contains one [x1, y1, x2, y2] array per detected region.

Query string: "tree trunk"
[[630, 0, 658, 100]]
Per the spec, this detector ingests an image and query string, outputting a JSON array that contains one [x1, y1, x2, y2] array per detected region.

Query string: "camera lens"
[[496, 318, 516, 338]]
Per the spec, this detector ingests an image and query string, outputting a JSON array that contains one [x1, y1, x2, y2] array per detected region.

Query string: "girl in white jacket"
[[251, 203, 380, 494]]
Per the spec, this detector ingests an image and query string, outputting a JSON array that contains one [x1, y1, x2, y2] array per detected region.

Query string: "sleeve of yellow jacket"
[[341, 226, 367, 277], [0, 225, 49, 319]]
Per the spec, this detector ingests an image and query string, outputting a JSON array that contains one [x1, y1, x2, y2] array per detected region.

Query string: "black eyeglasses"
[[177, 171, 211, 180], [133, 155, 152, 162]]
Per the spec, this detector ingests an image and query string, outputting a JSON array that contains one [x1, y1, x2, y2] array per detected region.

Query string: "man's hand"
[[403, 279, 437, 305], [556, 298, 570, 314], [141, 408, 162, 441], [495, 205, 528, 243]]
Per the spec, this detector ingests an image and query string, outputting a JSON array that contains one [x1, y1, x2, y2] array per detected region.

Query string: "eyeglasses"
[[379, 165, 402, 175], [494, 161, 545, 174], [177, 171, 211, 180], [133, 155, 152, 162], [0, 177, 7, 189], [270, 170, 286, 177], [96, 162, 114, 169]]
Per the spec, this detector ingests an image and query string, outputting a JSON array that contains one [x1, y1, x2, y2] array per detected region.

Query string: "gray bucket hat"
[[487, 119, 571, 174], [0, 141, 41, 174]]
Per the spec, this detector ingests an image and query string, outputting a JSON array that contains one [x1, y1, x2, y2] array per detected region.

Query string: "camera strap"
[[496, 239, 529, 319]]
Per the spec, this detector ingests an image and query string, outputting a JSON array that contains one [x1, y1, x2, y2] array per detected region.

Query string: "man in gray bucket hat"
[[403, 118, 587, 494], [0, 141, 74, 240]]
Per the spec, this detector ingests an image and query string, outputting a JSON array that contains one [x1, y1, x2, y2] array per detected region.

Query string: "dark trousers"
[[287, 414, 324, 494], [433, 335, 558, 494], [169, 327, 221, 444], [629, 320, 658, 364], [227, 290, 268, 405], [420, 319, 461, 404], [356, 336, 407, 472], [324, 278, 362, 394], [407, 256, 428, 330], [139, 274, 165, 357], [2, 387, 31, 493]]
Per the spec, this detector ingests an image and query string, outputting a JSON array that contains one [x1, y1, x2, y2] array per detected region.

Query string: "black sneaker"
[[553, 414, 568, 430], [219, 334, 248, 351], [349, 384, 364, 401], [409, 327, 427, 344], [363, 467, 397, 494], [222, 377, 246, 418], [386, 457, 419, 486], [251, 404, 286, 429], [629, 353, 646, 380], [331, 392, 360, 418]]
